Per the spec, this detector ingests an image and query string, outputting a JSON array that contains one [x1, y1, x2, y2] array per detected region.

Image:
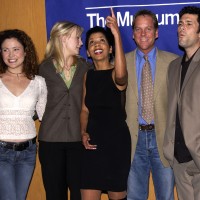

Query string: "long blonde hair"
[[45, 21, 83, 72]]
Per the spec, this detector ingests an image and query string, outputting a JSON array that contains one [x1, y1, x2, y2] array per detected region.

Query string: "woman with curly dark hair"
[[0, 29, 47, 200]]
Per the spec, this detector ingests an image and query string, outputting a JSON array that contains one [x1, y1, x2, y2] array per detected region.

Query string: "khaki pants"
[[173, 159, 200, 200]]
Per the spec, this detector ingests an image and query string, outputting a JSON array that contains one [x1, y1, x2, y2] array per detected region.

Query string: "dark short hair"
[[132, 9, 158, 30], [0, 29, 38, 79], [85, 26, 115, 61], [179, 6, 200, 33], [85, 26, 114, 50]]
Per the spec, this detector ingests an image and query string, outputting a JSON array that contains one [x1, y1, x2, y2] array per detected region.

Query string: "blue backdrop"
[[45, 1, 200, 57]]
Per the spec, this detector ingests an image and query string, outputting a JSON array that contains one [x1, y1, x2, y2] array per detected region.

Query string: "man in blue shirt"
[[125, 9, 178, 200], [163, 6, 200, 200]]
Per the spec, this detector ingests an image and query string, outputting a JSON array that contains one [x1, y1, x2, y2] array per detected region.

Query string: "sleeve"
[[36, 77, 47, 121]]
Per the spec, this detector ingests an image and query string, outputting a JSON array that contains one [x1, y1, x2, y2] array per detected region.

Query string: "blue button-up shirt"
[[136, 47, 156, 125]]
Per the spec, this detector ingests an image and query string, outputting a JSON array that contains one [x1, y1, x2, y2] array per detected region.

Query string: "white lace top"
[[0, 75, 47, 140]]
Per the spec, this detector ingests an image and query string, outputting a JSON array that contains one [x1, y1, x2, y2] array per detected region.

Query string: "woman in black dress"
[[80, 8, 131, 200]]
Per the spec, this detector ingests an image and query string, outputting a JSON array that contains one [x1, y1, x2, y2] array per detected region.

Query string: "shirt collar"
[[136, 47, 156, 60]]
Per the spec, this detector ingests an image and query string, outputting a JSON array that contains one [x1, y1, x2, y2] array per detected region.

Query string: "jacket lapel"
[[180, 49, 200, 94], [50, 60, 68, 89], [128, 50, 138, 100], [154, 49, 164, 100], [70, 63, 81, 89]]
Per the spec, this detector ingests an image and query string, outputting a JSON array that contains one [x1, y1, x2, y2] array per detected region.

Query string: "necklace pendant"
[[7, 69, 23, 80], [65, 70, 71, 81]]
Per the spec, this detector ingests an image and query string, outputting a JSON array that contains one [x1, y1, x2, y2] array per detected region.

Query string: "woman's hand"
[[106, 7, 128, 90], [106, 7, 119, 37], [82, 132, 97, 150]]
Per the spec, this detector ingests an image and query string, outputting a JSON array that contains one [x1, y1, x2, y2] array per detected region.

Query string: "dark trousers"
[[39, 141, 83, 200]]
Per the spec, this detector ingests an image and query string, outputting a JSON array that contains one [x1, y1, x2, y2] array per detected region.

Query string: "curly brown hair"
[[0, 29, 39, 79]]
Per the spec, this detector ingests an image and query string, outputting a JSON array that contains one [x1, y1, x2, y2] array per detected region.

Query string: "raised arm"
[[106, 7, 127, 90]]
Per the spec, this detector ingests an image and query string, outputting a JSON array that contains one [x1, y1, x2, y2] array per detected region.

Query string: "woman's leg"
[[16, 143, 37, 200], [67, 142, 83, 200], [108, 191, 127, 200], [39, 141, 67, 200], [0, 147, 17, 200], [81, 189, 101, 200]]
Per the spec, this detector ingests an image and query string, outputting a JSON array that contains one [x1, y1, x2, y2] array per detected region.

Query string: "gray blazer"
[[126, 48, 178, 166], [38, 57, 91, 142], [163, 48, 200, 170]]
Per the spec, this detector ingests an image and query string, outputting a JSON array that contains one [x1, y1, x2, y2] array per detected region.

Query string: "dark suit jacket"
[[38, 57, 91, 142], [163, 48, 200, 171]]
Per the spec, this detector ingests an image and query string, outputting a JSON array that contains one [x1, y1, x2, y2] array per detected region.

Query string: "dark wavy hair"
[[179, 6, 200, 33], [0, 29, 39, 79], [85, 26, 115, 60]]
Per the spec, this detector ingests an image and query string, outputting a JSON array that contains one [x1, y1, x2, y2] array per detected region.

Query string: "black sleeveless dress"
[[81, 68, 131, 192]]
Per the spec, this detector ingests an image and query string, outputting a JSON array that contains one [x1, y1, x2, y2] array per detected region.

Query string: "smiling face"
[[62, 28, 83, 56], [133, 15, 158, 54], [178, 13, 200, 51], [86, 32, 112, 62], [1, 38, 26, 72]]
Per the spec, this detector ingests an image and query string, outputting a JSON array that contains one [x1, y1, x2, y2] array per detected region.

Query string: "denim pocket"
[[0, 146, 10, 155], [0, 146, 13, 165], [23, 143, 37, 165]]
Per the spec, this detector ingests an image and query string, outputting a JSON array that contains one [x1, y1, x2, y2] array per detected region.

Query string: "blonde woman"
[[38, 21, 91, 200]]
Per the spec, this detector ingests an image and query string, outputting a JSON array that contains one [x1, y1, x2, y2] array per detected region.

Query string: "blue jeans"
[[127, 130, 174, 200], [0, 143, 36, 200]]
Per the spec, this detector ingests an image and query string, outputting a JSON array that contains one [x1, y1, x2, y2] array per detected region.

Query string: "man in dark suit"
[[163, 6, 200, 200]]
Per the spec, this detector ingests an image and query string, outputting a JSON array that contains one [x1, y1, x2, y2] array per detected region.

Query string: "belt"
[[139, 124, 155, 131], [0, 137, 36, 151]]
